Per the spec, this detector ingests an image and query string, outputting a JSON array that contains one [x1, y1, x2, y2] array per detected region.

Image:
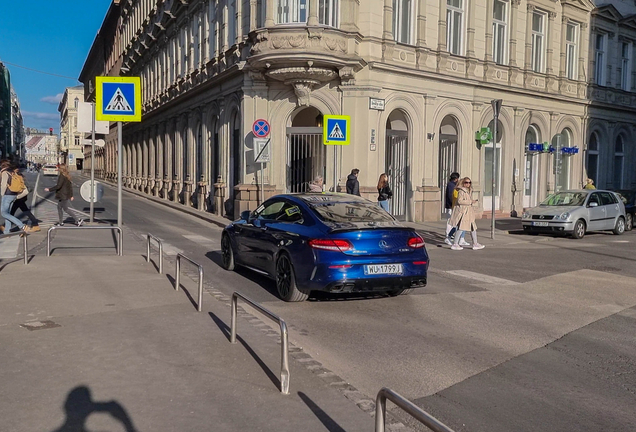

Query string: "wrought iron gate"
[[386, 130, 409, 220], [286, 127, 326, 193], [438, 134, 458, 209]]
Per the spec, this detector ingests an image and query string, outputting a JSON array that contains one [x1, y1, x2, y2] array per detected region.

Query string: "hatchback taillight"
[[407, 236, 425, 249], [309, 239, 353, 252]]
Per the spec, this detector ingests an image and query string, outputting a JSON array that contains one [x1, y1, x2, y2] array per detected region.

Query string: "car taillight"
[[407, 236, 425, 249], [309, 239, 353, 252]]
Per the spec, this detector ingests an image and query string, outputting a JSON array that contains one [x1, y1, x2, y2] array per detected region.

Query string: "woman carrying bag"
[[377, 173, 393, 212], [448, 177, 484, 250], [45, 164, 84, 227]]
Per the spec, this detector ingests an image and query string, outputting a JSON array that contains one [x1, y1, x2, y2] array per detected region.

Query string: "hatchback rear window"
[[306, 200, 394, 223]]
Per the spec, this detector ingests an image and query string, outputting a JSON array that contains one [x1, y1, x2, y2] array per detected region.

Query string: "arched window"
[[556, 128, 572, 191], [614, 135, 624, 189], [74, 97, 79, 109], [524, 125, 540, 207], [587, 132, 599, 187]]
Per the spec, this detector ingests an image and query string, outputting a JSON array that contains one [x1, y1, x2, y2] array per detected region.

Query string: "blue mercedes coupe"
[[221, 193, 429, 302]]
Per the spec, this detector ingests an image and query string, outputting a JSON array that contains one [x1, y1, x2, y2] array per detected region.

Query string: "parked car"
[[615, 190, 635, 231], [42, 164, 59, 176], [522, 190, 626, 239], [221, 193, 429, 302]]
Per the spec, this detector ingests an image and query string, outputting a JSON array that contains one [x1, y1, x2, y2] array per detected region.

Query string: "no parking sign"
[[252, 119, 270, 138]]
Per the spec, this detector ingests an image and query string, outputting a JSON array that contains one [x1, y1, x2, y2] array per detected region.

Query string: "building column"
[[249, 0, 257, 31], [340, 0, 359, 32], [308, 0, 319, 26], [416, 0, 427, 48], [265, 0, 275, 27], [578, 22, 588, 82], [559, 16, 568, 78], [546, 12, 557, 75], [382, 0, 393, 40], [437, 0, 447, 51], [509, 0, 520, 67], [466, 0, 476, 58], [524, 4, 534, 70]]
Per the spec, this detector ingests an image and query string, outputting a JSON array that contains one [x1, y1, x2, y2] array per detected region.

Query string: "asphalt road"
[[29, 172, 636, 432]]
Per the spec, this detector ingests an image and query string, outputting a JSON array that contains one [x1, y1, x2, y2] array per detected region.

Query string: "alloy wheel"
[[276, 255, 291, 298]]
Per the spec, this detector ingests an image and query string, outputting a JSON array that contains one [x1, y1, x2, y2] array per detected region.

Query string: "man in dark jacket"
[[346, 168, 360, 196], [445, 172, 460, 213]]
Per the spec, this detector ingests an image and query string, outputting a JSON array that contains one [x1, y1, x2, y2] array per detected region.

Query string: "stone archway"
[[287, 106, 327, 193], [385, 110, 410, 220], [438, 115, 460, 213]]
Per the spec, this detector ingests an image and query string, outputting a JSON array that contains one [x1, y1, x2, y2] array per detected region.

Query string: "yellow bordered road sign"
[[323, 115, 350, 145], [95, 76, 142, 122]]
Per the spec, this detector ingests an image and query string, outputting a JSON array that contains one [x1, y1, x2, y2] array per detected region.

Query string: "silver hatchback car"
[[522, 190, 626, 239]]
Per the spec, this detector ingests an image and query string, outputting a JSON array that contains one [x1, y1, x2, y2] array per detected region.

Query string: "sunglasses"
[[464, 181, 472, 184]]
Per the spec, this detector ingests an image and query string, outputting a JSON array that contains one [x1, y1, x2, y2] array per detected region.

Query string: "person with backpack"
[[1, 160, 35, 234], [44, 164, 84, 227], [444, 172, 468, 246], [377, 173, 393, 212], [8, 166, 40, 232]]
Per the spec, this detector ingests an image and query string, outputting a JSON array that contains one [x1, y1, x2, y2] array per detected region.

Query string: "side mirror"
[[589, 202, 599, 207], [240, 210, 252, 221]]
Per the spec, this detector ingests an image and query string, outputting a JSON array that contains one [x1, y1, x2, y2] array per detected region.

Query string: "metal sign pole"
[[90, 103, 96, 223], [117, 121, 123, 228], [554, 134, 562, 193], [491, 99, 502, 240], [260, 162, 265, 205]]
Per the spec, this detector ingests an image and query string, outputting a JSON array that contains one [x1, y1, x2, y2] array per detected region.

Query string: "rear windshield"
[[305, 199, 395, 223]]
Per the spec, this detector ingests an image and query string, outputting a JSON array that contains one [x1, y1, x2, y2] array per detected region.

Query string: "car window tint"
[[275, 202, 304, 223], [541, 192, 587, 206], [257, 201, 285, 220], [308, 201, 394, 223], [599, 192, 615, 206], [588, 193, 600, 206]]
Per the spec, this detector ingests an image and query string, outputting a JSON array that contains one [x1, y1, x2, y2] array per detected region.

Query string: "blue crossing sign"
[[95, 76, 142, 122], [323, 115, 350, 145]]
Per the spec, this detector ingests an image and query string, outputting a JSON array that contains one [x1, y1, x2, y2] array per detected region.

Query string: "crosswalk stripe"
[[182, 234, 218, 247], [444, 270, 520, 286], [141, 234, 183, 256]]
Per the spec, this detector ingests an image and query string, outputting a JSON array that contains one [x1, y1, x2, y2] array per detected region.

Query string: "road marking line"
[[183, 234, 218, 247], [612, 240, 630, 243], [445, 270, 520, 286]]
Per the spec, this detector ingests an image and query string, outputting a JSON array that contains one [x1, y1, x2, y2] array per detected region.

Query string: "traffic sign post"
[[96, 76, 143, 229], [553, 134, 562, 192], [323, 115, 351, 192], [254, 137, 271, 205], [252, 119, 270, 138]]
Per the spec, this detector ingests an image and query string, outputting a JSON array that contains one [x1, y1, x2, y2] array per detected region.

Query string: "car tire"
[[387, 288, 413, 296], [613, 217, 626, 235], [221, 234, 236, 271], [572, 220, 586, 239], [626, 213, 633, 232], [276, 254, 308, 302]]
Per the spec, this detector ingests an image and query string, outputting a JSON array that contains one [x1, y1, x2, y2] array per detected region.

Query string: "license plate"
[[364, 264, 403, 275], [532, 222, 549, 227]]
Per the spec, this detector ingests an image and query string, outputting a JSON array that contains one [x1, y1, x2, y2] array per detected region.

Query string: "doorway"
[[385, 111, 409, 220], [523, 125, 540, 208], [286, 107, 326, 193], [483, 119, 503, 211], [438, 116, 459, 214]]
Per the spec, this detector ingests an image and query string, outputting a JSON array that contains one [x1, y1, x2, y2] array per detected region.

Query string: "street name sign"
[[323, 115, 351, 145], [95, 76, 142, 122]]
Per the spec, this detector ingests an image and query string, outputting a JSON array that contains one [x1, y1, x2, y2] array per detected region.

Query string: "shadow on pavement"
[[166, 274, 199, 311], [298, 391, 347, 432], [50, 385, 137, 432], [208, 311, 281, 391]]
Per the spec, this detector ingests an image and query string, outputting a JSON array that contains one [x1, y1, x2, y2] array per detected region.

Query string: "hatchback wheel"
[[276, 254, 308, 302], [572, 220, 586, 239], [626, 213, 633, 231], [613, 217, 625, 235], [221, 234, 235, 271]]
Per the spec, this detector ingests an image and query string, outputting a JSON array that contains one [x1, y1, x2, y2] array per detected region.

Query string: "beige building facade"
[[58, 85, 86, 170], [80, 0, 635, 222]]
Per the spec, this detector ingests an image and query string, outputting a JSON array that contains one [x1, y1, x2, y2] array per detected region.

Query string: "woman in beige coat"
[[448, 177, 485, 250]]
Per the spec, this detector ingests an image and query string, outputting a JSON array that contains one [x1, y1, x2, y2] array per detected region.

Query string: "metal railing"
[[47, 226, 123, 256], [230, 292, 290, 395], [175, 253, 203, 312], [1, 231, 29, 265], [375, 387, 456, 432], [146, 233, 164, 274]]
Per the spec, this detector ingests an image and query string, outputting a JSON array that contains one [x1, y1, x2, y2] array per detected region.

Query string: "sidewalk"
[[0, 229, 377, 432]]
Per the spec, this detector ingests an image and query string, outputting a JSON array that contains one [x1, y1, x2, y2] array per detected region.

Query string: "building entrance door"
[[438, 134, 458, 212], [286, 127, 325, 193], [386, 130, 408, 220]]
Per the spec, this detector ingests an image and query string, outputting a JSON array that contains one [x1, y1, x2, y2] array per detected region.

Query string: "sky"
[[0, 1, 112, 133]]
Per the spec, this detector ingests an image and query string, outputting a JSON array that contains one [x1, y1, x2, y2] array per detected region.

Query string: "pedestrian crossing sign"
[[95, 76, 142, 122], [323, 115, 350, 145]]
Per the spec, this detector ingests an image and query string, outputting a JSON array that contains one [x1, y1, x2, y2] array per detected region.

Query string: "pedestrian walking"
[[444, 172, 468, 246], [1, 160, 34, 234], [44, 164, 84, 227], [584, 178, 596, 189], [346, 168, 360, 196], [448, 177, 484, 251], [8, 166, 40, 232], [377, 173, 393, 212], [308, 175, 324, 192]]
